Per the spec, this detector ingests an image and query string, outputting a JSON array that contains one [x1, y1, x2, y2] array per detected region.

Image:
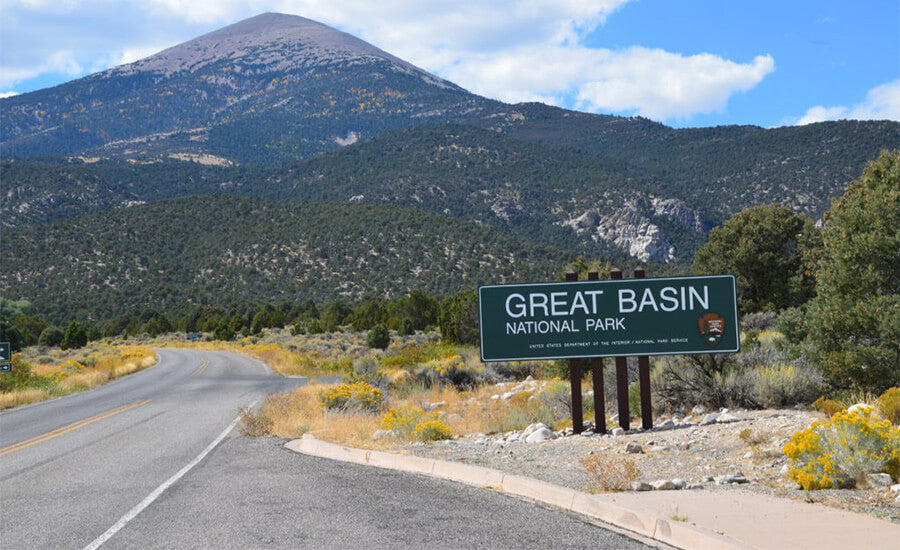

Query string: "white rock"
[[625, 442, 644, 454], [691, 405, 707, 415], [896, 495, 900, 504], [490, 394, 501, 400], [525, 427, 556, 443], [847, 403, 874, 414], [650, 445, 670, 452], [521, 423, 547, 439], [611, 427, 625, 436], [629, 481, 653, 491], [671, 478, 687, 489], [890, 484, 900, 493], [681, 416, 693, 424], [685, 483, 704, 490], [715, 473, 749, 485], [717, 413, 740, 423], [865, 473, 893, 487], [656, 419, 676, 430], [525, 375, 534, 381], [501, 391, 518, 400], [743, 452, 754, 459], [780, 465, 790, 475], [372, 430, 392, 440], [507, 433, 520, 443], [700, 413, 720, 425], [651, 479, 677, 490]]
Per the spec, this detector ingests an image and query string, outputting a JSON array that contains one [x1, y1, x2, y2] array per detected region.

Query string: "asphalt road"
[[0, 349, 648, 549]]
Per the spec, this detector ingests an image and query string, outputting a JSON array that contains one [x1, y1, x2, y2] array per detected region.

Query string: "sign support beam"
[[634, 267, 654, 430], [588, 269, 606, 434], [565, 271, 584, 434]]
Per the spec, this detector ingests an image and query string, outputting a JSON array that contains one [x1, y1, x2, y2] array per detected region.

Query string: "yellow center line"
[[0, 399, 151, 457], [191, 358, 209, 377]]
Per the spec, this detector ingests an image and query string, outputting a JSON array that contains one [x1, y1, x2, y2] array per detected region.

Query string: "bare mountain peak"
[[111, 11, 449, 87]]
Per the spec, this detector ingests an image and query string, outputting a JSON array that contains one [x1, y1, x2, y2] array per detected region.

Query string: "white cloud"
[[576, 49, 775, 120], [0, 91, 19, 98], [797, 79, 900, 124], [0, 50, 83, 89], [440, 45, 775, 121]]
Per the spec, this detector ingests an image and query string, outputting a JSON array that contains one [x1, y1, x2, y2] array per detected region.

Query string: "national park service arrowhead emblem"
[[698, 313, 726, 347]]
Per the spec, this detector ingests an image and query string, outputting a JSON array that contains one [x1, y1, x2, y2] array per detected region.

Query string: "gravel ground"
[[395, 408, 900, 524]]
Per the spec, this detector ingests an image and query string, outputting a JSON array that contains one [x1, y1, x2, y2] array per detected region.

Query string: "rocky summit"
[[0, 13, 485, 163]]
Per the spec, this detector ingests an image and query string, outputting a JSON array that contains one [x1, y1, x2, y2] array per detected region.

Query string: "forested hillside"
[[1, 195, 572, 322]]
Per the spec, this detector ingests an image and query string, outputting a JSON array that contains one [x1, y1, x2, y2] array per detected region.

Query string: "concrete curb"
[[285, 435, 749, 550]]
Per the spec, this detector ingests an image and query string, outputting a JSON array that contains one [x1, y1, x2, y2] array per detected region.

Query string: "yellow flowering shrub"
[[380, 405, 430, 437], [413, 420, 453, 442], [380, 405, 452, 441], [783, 407, 900, 490], [317, 382, 384, 413]]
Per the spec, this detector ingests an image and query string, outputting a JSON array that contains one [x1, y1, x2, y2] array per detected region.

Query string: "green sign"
[[0, 342, 10, 372], [479, 275, 739, 361]]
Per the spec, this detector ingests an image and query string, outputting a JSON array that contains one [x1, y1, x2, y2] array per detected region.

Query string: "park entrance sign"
[[479, 274, 739, 362]]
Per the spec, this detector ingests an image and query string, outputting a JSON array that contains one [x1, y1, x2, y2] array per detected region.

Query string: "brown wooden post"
[[587, 269, 606, 433], [565, 270, 583, 434], [610, 268, 630, 430], [634, 267, 653, 430]]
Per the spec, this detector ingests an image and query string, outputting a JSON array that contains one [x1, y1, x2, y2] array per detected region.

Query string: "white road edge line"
[[83, 401, 257, 550]]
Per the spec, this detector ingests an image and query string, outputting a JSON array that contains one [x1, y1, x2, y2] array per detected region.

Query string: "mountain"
[[1, 11, 898, 314], [0, 13, 495, 163], [0, 195, 572, 322]]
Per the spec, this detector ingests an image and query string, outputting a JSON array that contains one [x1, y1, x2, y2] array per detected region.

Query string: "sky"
[[1, 0, 898, 128]]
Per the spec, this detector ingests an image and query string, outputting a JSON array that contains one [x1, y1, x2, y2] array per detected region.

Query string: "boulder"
[[625, 442, 644, 454], [700, 413, 720, 425], [864, 473, 892, 488], [651, 479, 677, 490], [629, 481, 653, 491], [525, 427, 556, 443]]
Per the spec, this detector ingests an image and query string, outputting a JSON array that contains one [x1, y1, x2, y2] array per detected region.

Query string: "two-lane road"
[[0, 349, 300, 548], [1, 349, 650, 549]]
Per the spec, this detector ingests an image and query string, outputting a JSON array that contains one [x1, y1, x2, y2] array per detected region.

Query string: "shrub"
[[782, 407, 900, 490], [237, 406, 273, 436], [581, 454, 641, 492], [655, 354, 757, 409], [380, 405, 435, 439], [753, 363, 824, 408], [812, 396, 845, 417], [413, 420, 453, 442], [537, 379, 571, 419], [741, 311, 778, 332], [317, 382, 384, 413], [876, 387, 900, 425], [414, 354, 487, 390], [738, 428, 769, 447], [366, 324, 390, 350], [38, 326, 64, 347]]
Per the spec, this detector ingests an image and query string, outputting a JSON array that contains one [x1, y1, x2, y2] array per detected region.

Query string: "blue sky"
[[1, 0, 897, 128]]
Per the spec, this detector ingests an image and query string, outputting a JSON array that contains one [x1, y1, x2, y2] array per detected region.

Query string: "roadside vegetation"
[[0, 343, 156, 409]]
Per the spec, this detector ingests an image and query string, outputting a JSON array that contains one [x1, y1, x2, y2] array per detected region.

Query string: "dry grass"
[[581, 454, 642, 492], [0, 389, 51, 409], [59, 370, 112, 391]]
